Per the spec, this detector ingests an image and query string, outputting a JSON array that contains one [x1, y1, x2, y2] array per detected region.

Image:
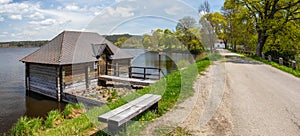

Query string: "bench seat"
[[98, 94, 161, 134]]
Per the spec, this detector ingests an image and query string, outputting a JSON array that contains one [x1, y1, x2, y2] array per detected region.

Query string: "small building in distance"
[[20, 31, 133, 102], [214, 40, 225, 49]]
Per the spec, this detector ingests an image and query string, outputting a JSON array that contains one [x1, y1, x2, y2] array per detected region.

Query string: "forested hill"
[[0, 34, 139, 48], [104, 34, 142, 43], [0, 41, 49, 48]]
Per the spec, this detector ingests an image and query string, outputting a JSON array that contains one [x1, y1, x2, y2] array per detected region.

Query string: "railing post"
[[268, 55, 272, 62], [279, 57, 283, 65], [292, 61, 296, 70]]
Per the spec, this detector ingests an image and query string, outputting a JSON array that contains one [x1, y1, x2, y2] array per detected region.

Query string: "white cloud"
[[0, 2, 33, 14], [9, 15, 22, 20], [164, 6, 182, 15], [0, 0, 12, 4], [65, 4, 80, 11], [106, 6, 134, 17], [28, 12, 45, 20], [29, 19, 57, 26]]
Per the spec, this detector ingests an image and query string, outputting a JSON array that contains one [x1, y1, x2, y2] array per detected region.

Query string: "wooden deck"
[[99, 75, 157, 86]]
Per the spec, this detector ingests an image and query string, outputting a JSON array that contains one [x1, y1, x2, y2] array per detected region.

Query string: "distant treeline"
[[0, 34, 138, 48], [0, 40, 49, 48], [105, 34, 142, 44]]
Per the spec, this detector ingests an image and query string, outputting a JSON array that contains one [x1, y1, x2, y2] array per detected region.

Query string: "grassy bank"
[[11, 54, 220, 136], [241, 54, 300, 78]]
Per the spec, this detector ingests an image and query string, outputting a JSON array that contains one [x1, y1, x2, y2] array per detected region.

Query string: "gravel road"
[[221, 50, 300, 136]]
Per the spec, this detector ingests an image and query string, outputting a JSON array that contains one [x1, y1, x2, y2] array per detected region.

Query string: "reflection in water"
[[25, 93, 66, 118]]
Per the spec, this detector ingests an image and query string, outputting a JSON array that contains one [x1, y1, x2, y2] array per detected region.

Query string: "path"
[[224, 51, 300, 135], [142, 49, 300, 136]]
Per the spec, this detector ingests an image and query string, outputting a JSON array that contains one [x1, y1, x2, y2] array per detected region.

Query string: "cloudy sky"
[[0, 0, 224, 42]]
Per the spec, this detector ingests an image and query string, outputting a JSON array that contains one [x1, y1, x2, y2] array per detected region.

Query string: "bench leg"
[[149, 102, 159, 113], [98, 80, 107, 86], [108, 122, 127, 135]]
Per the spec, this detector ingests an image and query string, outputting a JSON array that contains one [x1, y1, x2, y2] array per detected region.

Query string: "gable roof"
[[20, 31, 133, 65]]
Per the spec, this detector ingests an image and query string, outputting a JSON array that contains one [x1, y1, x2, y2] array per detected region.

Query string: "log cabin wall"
[[63, 62, 98, 92], [28, 63, 58, 99], [108, 59, 131, 76]]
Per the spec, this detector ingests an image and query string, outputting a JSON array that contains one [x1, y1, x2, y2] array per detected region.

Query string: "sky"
[[0, 0, 225, 42]]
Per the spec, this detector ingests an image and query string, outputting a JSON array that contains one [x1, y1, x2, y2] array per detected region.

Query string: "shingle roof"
[[20, 31, 133, 65]]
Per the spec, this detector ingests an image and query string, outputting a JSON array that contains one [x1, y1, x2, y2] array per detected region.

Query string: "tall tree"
[[201, 12, 229, 48], [176, 16, 197, 32], [232, 0, 300, 57], [198, 0, 210, 14]]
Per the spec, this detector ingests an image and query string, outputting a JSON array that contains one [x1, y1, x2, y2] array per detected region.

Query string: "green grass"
[[44, 110, 63, 129], [11, 54, 220, 136], [242, 54, 300, 78], [11, 116, 43, 136]]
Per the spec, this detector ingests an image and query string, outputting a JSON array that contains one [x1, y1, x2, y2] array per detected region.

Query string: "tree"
[[198, 0, 210, 14], [176, 16, 197, 32], [231, 0, 300, 57], [201, 12, 229, 48], [114, 36, 128, 47]]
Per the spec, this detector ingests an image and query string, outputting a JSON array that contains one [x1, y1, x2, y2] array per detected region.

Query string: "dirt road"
[[222, 50, 300, 135]]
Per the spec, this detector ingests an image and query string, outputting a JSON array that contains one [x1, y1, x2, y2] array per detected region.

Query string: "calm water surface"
[[0, 48, 66, 134]]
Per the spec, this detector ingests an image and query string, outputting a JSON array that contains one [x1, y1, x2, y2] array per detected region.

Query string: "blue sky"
[[0, 0, 225, 42]]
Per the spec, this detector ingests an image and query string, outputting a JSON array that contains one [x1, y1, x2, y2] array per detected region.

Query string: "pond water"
[[0, 48, 194, 134]]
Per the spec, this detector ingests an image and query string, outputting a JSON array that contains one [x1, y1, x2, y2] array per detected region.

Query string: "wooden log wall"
[[28, 63, 58, 99], [63, 62, 98, 92]]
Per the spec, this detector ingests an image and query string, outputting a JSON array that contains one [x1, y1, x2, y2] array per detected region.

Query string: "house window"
[[94, 61, 98, 70]]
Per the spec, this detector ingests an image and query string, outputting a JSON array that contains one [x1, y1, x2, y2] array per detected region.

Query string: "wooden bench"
[[98, 94, 161, 134]]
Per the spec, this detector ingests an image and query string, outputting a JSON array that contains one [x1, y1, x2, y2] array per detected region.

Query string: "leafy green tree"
[[176, 16, 197, 32], [114, 36, 129, 47], [225, 0, 300, 57]]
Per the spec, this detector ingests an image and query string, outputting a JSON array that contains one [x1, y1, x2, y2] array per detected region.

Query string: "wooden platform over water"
[[99, 75, 157, 86]]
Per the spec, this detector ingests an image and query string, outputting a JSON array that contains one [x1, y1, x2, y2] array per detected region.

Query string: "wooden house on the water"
[[20, 31, 133, 102]]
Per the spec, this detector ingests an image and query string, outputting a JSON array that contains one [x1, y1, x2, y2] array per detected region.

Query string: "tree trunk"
[[256, 30, 268, 57], [223, 39, 228, 49]]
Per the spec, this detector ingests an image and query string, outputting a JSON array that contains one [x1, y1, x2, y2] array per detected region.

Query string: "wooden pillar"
[[25, 63, 30, 95], [57, 66, 61, 102], [85, 66, 90, 89], [144, 68, 146, 80], [116, 63, 119, 77], [129, 67, 132, 78]]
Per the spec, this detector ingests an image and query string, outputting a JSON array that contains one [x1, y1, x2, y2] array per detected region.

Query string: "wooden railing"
[[106, 64, 162, 80], [129, 66, 161, 80]]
